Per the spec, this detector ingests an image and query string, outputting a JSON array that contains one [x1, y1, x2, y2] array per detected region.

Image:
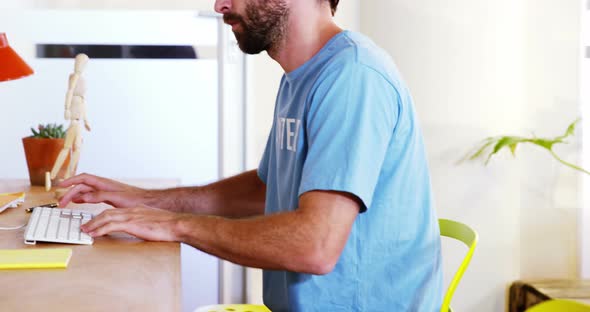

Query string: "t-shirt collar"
[[284, 30, 349, 82]]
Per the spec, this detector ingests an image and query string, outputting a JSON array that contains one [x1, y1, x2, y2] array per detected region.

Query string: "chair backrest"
[[525, 299, 590, 312], [439, 219, 478, 312], [194, 304, 271, 312]]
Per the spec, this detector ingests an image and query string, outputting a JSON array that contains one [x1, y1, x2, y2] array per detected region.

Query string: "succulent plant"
[[30, 123, 66, 139]]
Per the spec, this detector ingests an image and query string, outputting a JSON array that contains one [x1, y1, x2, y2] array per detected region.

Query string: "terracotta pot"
[[22, 137, 71, 186]]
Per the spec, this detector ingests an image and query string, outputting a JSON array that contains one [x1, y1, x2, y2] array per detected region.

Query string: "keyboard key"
[[34, 214, 50, 239], [57, 218, 70, 240], [81, 232, 93, 242], [69, 218, 81, 241], [47, 217, 59, 239]]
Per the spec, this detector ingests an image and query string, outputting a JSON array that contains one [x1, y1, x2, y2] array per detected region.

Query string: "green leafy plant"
[[460, 118, 590, 175], [29, 123, 66, 139]]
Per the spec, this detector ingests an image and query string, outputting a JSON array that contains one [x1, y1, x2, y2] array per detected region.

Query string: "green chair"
[[439, 218, 478, 312], [525, 299, 590, 312], [194, 304, 271, 312]]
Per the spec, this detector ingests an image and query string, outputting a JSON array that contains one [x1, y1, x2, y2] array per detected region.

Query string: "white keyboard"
[[24, 207, 94, 245]]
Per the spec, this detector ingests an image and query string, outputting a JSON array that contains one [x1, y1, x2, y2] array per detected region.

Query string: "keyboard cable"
[[0, 223, 27, 230], [0, 203, 58, 230]]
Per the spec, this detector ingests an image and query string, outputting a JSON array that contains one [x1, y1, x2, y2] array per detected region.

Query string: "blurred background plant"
[[29, 123, 65, 139], [460, 118, 590, 175]]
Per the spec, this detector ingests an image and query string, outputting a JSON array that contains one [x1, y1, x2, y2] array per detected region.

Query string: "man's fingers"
[[81, 210, 130, 233], [58, 183, 94, 207], [57, 174, 144, 208], [58, 173, 98, 188], [74, 191, 128, 207], [72, 191, 105, 204], [79, 207, 181, 242], [86, 221, 128, 237], [58, 173, 120, 191]]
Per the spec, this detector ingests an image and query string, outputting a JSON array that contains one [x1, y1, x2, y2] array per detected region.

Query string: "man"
[[59, 0, 443, 310]]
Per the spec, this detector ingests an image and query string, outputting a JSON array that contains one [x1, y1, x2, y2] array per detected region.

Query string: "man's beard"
[[223, 0, 289, 55]]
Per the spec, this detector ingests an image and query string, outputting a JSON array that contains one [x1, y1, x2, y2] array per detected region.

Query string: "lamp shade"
[[0, 33, 34, 82]]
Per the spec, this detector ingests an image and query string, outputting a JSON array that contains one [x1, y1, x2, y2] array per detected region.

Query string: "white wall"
[[362, 0, 581, 311], [361, 1, 523, 311], [582, 0, 590, 279], [520, 0, 581, 280]]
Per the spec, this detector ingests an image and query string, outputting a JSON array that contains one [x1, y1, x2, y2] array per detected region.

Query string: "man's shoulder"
[[322, 31, 403, 86]]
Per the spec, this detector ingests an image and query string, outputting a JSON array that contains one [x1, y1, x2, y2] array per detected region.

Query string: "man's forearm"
[[144, 170, 266, 218], [175, 211, 333, 275], [172, 191, 359, 275]]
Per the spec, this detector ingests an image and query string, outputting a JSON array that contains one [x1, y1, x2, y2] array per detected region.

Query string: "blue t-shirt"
[[257, 30, 442, 312]]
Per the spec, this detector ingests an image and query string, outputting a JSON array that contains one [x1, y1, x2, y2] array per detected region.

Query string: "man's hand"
[[58, 173, 149, 208], [81, 206, 186, 241]]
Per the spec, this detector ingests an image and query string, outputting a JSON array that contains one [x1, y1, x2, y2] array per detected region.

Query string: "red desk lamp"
[[0, 33, 34, 82]]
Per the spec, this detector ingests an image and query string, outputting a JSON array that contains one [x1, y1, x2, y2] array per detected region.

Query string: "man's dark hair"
[[324, 0, 339, 16]]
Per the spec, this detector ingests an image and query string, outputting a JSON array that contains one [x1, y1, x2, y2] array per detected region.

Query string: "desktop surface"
[[0, 180, 181, 312]]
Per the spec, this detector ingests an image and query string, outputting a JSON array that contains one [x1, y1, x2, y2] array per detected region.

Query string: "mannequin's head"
[[74, 53, 89, 73]]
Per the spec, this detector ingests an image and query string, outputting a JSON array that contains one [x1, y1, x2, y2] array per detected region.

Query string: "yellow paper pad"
[[0, 248, 72, 269], [0, 192, 26, 213]]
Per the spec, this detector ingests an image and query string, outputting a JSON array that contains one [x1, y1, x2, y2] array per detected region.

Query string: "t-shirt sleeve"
[[298, 62, 399, 212], [257, 132, 272, 185]]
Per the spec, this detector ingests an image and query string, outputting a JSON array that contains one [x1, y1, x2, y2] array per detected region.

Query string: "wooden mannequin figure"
[[45, 53, 91, 192]]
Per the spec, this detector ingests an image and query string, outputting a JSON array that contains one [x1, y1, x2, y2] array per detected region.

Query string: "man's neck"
[[268, 7, 342, 73]]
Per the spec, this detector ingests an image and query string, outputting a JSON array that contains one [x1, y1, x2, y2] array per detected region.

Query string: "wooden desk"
[[0, 180, 181, 312], [509, 279, 590, 312]]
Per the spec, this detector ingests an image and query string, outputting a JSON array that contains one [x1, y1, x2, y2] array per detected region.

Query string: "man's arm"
[[58, 170, 266, 218], [80, 190, 360, 275], [146, 170, 266, 217]]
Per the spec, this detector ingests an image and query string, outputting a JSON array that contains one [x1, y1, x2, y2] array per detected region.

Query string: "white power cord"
[[0, 223, 26, 230]]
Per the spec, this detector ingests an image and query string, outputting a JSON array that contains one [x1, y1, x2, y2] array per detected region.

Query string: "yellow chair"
[[194, 304, 270, 312], [525, 299, 590, 312], [195, 219, 477, 312], [439, 219, 478, 312]]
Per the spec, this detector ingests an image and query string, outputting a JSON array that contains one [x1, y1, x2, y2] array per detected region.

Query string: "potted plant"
[[460, 118, 590, 175], [22, 124, 70, 186]]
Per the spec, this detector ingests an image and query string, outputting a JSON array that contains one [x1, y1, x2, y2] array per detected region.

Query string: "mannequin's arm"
[[65, 74, 79, 119], [84, 111, 91, 131]]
